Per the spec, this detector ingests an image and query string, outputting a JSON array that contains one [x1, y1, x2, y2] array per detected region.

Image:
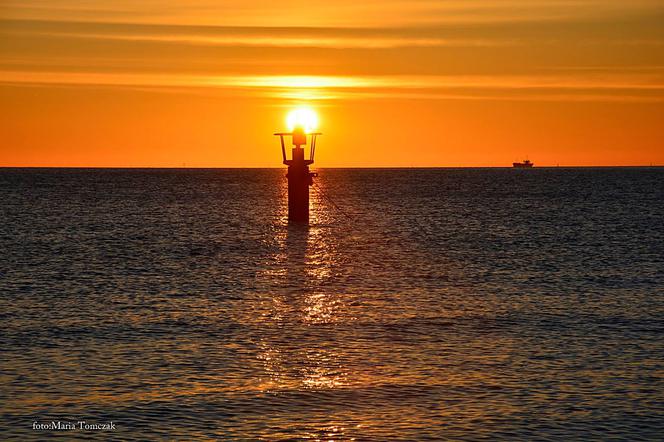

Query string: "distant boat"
[[513, 159, 534, 168]]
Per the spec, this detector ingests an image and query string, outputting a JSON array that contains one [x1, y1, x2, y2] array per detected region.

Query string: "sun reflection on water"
[[252, 173, 353, 395]]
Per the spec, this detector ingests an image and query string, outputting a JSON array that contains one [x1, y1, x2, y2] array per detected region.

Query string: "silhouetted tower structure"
[[274, 127, 321, 223]]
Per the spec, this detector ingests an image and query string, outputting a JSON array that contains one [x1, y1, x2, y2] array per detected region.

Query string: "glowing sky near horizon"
[[1, 0, 663, 166]]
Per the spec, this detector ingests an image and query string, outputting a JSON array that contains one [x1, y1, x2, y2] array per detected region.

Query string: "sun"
[[286, 107, 319, 132]]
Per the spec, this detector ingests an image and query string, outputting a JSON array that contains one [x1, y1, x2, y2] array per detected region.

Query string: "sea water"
[[1, 168, 662, 440]]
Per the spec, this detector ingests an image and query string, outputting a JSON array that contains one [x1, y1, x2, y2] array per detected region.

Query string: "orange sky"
[[1, 0, 663, 167]]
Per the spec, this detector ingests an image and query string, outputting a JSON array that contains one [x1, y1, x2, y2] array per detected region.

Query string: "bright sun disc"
[[286, 107, 319, 132]]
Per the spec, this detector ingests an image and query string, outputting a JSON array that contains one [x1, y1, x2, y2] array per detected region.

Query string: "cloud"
[[1, 18, 522, 50], [2, 13, 663, 78], [1, 3, 662, 102], [2, 71, 662, 102], [2, 0, 663, 27], [11, 30, 514, 50]]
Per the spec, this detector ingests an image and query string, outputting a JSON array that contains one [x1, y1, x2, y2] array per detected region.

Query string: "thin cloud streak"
[[2, 71, 662, 102], [13, 30, 514, 49], [3, 0, 663, 27]]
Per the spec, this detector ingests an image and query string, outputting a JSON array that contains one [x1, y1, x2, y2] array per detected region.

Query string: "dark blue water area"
[[1, 167, 663, 440]]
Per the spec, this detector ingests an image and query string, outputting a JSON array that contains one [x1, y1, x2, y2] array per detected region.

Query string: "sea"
[[1, 167, 663, 441]]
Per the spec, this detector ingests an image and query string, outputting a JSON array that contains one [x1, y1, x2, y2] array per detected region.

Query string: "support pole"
[[287, 150, 311, 223]]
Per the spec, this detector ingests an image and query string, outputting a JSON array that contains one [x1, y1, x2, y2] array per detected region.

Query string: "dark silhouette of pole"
[[274, 127, 321, 223]]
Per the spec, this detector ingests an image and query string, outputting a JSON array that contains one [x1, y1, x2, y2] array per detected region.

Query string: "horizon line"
[[1, 165, 663, 170]]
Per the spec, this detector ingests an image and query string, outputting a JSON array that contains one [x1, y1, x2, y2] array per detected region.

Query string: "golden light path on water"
[[257, 179, 348, 388], [244, 179, 367, 439]]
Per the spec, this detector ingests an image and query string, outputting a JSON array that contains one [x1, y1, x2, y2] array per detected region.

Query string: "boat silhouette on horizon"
[[513, 159, 534, 168]]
